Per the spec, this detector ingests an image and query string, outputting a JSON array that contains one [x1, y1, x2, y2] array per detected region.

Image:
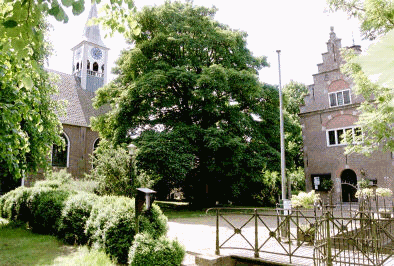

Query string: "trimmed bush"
[[85, 197, 168, 264], [28, 188, 71, 235], [138, 204, 168, 240], [34, 180, 63, 189], [128, 233, 185, 266], [58, 192, 98, 245], [0, 186, 33, 222]]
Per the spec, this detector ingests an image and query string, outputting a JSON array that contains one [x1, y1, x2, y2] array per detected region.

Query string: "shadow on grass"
[[0, 219, 117, 266], [0, 220, 78, 266]]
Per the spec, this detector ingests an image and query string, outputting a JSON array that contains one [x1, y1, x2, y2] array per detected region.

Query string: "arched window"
[[93, 62, 99, 71], [76, 62, 79, 70], [52, 133, 69, 167], [87, 60, 90, 70], [93, 138, 100, 151], [101, 64, 105, 73]]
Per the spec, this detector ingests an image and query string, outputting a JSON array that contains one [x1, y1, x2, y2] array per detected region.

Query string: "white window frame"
[[51, 132, 70, 168], [326, 126, 362, 147], [328, 89, 351, 108]]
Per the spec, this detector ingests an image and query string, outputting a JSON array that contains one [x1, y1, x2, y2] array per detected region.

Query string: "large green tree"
[[92, 1, 284, 206], [327, 0, 394, 154]]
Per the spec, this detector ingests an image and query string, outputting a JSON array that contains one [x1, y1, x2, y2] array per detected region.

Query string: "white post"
[[277, 50, 287, 201]]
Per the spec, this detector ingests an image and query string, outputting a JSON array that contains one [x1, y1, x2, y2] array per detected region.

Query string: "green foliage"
[[85, 196, 168, 264], [0, 2, 64, 184], [291, 190, 320, 208], [92, 2, 286, 206], [0, 0, 137, 189], [88, 142, 154, 197], [283, 81, 308, 169], [28, 188, 71, 235], [327, 0, 394, 40], [45, 169, 73, 182], [328, 1, 394, 153], [341, 49, 394, 154], [251, 170, 281, 206], [128, 233, 185, 266], [58, 192, 98, 245], [0, 186, 33, 222], [288, 167, 306, 193]]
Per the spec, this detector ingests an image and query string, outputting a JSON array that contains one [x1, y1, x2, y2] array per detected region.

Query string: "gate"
[[314, 204, 394, 265]]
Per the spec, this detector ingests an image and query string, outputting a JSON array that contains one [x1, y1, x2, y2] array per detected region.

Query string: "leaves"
[[92, 2, 282, 205], [2, 19, 17, 28]]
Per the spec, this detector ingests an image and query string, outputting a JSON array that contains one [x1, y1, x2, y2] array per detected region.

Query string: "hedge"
[[85, 196, 168, 264], [27, 188, 72, 235], [0, 186, 178, 265], [128, 233, 185, 266], [58, 192, 99, 245]]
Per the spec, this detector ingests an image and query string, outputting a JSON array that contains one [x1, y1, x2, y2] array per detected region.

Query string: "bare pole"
[[277, 50, 286, 201]]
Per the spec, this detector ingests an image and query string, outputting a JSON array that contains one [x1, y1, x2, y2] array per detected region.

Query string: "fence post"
[[326, 211, 333, 266], [255, 209, 259, 258], [216, 208, 220, 255]]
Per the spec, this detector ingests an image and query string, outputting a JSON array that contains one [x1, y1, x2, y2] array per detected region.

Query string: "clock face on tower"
[[91, 47, 103, 60]]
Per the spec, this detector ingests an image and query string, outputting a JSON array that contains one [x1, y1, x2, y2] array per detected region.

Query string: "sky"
[[47, 0, 372, 87]]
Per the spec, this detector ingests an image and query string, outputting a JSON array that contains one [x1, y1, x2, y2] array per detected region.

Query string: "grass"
[[0, 219, 116, 266]]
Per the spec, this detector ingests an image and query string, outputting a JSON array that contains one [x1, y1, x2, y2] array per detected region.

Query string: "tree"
[[92, 1, 283, 206], [327, 0, 394, 153], [327, 0, 394, 40], [282, 81, 308, 169]]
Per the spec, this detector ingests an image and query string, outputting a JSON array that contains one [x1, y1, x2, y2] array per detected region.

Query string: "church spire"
[[82, 4, 105, 46], [71, 3, 109, 92]]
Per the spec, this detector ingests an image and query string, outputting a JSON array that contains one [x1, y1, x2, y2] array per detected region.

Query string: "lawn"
[[0, 218, 116, 266]]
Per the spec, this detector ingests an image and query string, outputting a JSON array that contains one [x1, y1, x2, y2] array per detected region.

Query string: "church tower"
[[71, 4, 109, 92]]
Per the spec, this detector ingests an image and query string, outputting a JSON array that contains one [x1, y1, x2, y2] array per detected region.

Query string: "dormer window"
[[329, 89, 351, 107]]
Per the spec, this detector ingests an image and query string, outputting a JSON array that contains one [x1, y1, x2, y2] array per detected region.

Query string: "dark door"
[[341, 169, 358, 202]]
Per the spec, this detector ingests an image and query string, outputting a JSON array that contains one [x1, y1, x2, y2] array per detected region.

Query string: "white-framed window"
[[329, 89, 351, 107], [326, 126, 362, 146], [52, 133, 70, 167]]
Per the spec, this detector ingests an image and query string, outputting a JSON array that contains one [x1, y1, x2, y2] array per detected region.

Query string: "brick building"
[[299, 27, 394, 203], [47, 4, 108, 179]]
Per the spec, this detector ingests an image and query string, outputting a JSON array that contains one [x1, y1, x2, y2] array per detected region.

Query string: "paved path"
[[166, 214, 307, 265]]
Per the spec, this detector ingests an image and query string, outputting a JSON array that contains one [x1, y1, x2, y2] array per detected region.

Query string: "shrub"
[[45, 169, 73, 182], [34, 180, 63, 189], [85, 196, 168, 264], [28, 188, 71, 235], [138, 204, 168, 239], [87, 145, 133, 197], [291, 190, 320, 208], [0, 186, 33, 222], [61, 179, 99, 194], [58, 192, 98, 245], [128, 233, 185, 266]]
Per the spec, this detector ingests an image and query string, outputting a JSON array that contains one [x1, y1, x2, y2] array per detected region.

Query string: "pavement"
[[167, 214, 281, 265]]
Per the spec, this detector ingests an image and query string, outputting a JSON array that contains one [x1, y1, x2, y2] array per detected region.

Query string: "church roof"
[[82, 4, 105, 47], [49, 69, 108, 127]]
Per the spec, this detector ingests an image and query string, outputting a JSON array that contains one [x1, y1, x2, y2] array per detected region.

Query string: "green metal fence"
[[207, 199, 394, 265]]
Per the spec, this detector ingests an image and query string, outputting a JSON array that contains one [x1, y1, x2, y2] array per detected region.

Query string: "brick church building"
[[300, 27, 394, 203], [47, 4, 109, 179]]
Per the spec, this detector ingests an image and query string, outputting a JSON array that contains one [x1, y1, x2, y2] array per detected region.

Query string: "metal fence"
[[207, 199, 394, 266]]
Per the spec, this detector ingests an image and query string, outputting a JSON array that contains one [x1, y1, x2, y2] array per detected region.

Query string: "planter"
[[297, 224, 315, 243]]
